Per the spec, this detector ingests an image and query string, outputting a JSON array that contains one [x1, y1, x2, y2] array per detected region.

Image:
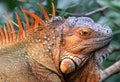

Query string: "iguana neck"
[[25, 19, 65, 81]]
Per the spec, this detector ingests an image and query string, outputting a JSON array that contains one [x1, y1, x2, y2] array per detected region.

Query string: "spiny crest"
[[0, 2, 56, 47]]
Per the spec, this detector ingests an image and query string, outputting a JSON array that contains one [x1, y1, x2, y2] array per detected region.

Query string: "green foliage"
[[0, 0, 120, 82]]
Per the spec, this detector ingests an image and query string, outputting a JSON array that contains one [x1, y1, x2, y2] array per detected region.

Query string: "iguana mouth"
[[62, 36, 112, 56], [87, 36, 112, 48], [89, 36, 112, 43]]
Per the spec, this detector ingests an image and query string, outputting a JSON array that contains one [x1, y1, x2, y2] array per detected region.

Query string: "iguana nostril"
[[106, 30, 109, 33]]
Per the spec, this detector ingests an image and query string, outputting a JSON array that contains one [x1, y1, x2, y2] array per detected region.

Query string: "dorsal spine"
[[0, 2, 56, 47]]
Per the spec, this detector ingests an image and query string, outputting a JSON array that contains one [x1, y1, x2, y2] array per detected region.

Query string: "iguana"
[[0, 2, 112, 82]]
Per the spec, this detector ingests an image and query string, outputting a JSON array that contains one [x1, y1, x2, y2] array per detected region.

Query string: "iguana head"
[[59, 17, 112, 74]]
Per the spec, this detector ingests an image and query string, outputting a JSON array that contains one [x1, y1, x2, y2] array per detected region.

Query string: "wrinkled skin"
[[0, 16, 112, 82]]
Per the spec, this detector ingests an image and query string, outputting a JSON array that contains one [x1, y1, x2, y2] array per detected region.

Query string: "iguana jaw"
[[59, 31, 112, 74]]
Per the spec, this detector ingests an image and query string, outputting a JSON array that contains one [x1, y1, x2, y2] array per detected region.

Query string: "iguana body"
[[0, 3, 112, 82]]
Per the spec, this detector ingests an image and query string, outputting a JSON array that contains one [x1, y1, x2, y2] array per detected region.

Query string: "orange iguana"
[[0, 2, 112, 82]]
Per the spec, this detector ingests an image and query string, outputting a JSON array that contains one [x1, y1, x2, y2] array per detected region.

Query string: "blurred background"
[[0, 0, 120, 82]]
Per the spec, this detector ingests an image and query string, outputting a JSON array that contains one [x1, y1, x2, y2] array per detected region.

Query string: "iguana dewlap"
[[0, 3, 112, 82]]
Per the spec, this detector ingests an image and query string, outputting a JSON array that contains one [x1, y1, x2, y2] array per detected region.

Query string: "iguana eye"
[[79, 29, 89, 36], [74, 27, 92, 38]]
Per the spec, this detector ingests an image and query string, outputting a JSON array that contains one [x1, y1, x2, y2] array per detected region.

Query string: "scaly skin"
[[0, 3, 112, 82]]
